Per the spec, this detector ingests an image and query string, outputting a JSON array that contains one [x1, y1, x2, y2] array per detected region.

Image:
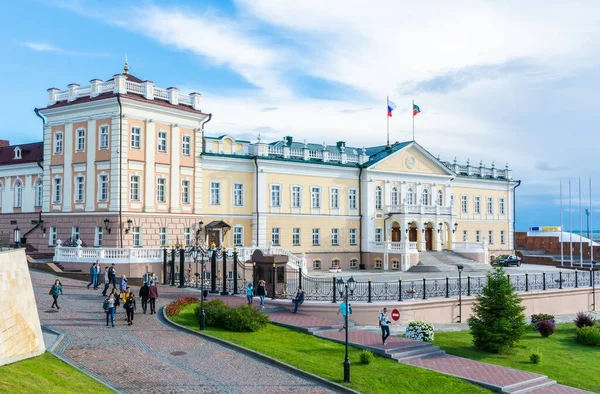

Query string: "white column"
[[144, 120, 156, 212], [170, 125, 181, 213], [109, 115, 124, 212], [85, 118, 96, 211], [451, 228, 456, 250], [435, 224, 442, 251], [420, 222, 426, 251], [362, 179, 375, 252], [254, 168, 267, 247], [384, 180, 391, 214], [63, 122, 73, 212]]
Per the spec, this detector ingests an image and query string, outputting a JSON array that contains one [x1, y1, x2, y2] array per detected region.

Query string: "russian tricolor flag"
[[387, 99, 397, 117]]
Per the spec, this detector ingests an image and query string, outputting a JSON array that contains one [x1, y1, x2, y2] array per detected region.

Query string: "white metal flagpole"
[[570, 178, 573, 266], [386, 96, 390, 147], [412, 99, 415, 141], [580, 177, 583, 268], [560, 179, 563, 266], [591, 176, 594, 263]]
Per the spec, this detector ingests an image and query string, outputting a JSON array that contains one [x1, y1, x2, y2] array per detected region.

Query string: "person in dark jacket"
[[105, 293, 115, 327], [292, 288, 304, 313], [123, 287, 136, 325], [50, 279, 63, 309], [139, 282, 149, 314], [148, 281, 159, 315], [102, 267, 110, 296], [256, 280, 267, 308], [87, 262, 98, 289], [108, 263, 117, 289]]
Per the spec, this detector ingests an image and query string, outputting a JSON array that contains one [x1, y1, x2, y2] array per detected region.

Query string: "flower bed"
[[531, 313, 555, 331], [166, 297, 199, 317], [405, 320, 435, 342]]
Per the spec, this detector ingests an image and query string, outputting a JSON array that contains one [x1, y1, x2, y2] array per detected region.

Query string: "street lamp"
[[103, 218, 111, 234], [13, 226, 21, 248], [453, 223, 458, 233], [336, 276, 356, 383], [457, 265, 464, 323]]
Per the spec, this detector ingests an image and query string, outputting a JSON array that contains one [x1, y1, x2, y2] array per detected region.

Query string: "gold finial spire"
[[124, 54, 129, 74]]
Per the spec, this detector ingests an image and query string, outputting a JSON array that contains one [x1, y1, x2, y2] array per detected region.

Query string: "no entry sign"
[[391, 309, 400, 321]]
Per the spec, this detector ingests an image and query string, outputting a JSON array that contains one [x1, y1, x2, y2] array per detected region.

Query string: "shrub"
[[576, 326, 600, 346], [196, 299, 231, 328], [530, 352, 542, 364], [166, 297, 199, 317], [405, 321, 435, 342], [537, 319, 556, 337], [468, 267, 526, 353], [359, 350, 374, 365], [574, 312, 596, 329], [531, 314, 555, 330], [194, 300, 269, 332]]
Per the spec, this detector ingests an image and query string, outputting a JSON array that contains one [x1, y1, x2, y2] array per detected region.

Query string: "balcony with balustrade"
[[386, 203, 453, 216]]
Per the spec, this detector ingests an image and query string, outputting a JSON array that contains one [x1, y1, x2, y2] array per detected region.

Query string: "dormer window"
[[14, 147, 21, 160]]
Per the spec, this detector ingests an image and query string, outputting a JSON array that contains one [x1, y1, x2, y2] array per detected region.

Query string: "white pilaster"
[[193, 128, 203, 214], [254, 167, 267, 247], [420, 222, 426, 251], [42, 125, 52, 212], [85, 118, 96, 211], [384, 181, 391, 214], [63, 122, 73, 212], [144, 120, 156, 212], [435, 225, 442, 251], [170, 125, 181, 213], [362, 178, 374, 252]]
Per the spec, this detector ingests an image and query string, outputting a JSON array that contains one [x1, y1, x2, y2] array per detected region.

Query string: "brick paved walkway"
[[31, 271, 334, 394]]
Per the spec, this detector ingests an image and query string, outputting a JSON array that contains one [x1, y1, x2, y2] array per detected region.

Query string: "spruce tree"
[[468, 266, 526, 353]]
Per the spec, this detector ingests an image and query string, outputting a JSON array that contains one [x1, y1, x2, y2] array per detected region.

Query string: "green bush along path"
[[433, 323, 600, 393], [0, 352, 114, 394], [172, 303, 489, 394]]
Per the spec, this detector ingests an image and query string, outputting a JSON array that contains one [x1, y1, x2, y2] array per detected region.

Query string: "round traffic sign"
[[391, 309, 400, 321]]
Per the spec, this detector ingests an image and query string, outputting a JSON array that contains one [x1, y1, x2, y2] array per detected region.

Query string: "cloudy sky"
[[1, 0, 599, 231]]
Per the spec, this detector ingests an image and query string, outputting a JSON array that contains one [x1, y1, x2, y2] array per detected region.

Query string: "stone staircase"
[[409, 251, 490, 273]]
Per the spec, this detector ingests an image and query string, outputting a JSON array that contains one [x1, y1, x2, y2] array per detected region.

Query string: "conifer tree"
[[468, 266, 526, 353]]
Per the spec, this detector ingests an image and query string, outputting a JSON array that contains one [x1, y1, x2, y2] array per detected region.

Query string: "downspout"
[[201, 113, 212, 154], [358, 166, 364, 266], [513, 180, 522, 251], [34, 108, 45, 172], [117, 94, 123, 248], [253, 157, 259, 246]]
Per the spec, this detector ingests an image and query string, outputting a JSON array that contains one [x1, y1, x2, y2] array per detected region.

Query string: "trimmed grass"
[[171, 304, 490, 394], [0, 352, 114, 393], [433, 323, 600, 393]]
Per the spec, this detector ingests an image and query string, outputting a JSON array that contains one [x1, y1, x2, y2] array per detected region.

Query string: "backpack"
[[109, 267, 115, 276], [103, 299, 109, 311]]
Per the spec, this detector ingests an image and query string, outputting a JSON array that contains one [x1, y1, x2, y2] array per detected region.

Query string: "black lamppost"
[[209, 242, 222, 293], [457, 264, 464, 323], [336, 276, 356, 383], [186, 221, 210, 330], [13, 226, 21, 249], [221, 246, 230, 296]]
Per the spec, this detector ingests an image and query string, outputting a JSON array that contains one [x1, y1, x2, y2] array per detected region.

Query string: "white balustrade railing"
[[370, 241, 419, 253], [125, 81, 144, 94], [329, 152, 341, 161], [386, 204, 452, 215], [309, 150, 323, 159], [289, 148, 303, 157], [453, 241, 486, 251], [153, 87, 169, 100], [56, 92, 69, 101], [100, 81, 115, 93], [76, 86, 92, 97], [346, 154, 359, 163], [268, 146, 284, 155], [178, 94, 192, 105]]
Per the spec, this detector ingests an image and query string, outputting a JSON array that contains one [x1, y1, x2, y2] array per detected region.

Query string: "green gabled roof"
[[360, 141, 413, 167]]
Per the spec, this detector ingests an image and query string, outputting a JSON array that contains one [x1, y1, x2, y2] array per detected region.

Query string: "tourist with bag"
[[104, 293, 115, 327], [108, 263, 117, 289], [337, 296, 351, 331], [87, 262, 98, 290], [246, 282, 254, 305], [292, 288, 304, 313], [102, 267, 110, 296], [148, 281, 159, 315], [119, 275, 128, 292], [139, 281, 149, 314], [256, 280, 267, 309], [50, 279, 63, 310], [379, 308, 391, 345], [123, 288, 136, 326]]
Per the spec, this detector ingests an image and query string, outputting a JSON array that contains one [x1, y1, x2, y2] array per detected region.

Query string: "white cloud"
[[20, 41, 109, 57]]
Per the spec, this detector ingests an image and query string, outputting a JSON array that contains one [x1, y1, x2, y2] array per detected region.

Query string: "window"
[[348, 189, 357, 210], [488, 230, 493, 244], [349, 228, 357, 245], [14, 181, 22, 208], [184, 228, 192, 246], [331, 228, 339, 245], [486, 197, 493, 215], [312, 228, 320, 245], [158, 131, 167, 152], [52, 178, 62, 203], [422, 189, 430, 205], [271, 184, 281, 207], [375, 186, 382, 209], [461, 195, 468, 213], [293, 228, 301, 245], [350, 259, 357, 269], [54, 132, 63, 154], [392, 260, 400, 270], [181, 180, 190, 204], [500, 230, 506, 244], [271, 228, 280, 246], [98, 174, 108, 201], [75, 176, 84, 202], [130, 176, 139, 201], [133, 227, 142, 246], [234, 183, 244, 206], [462, 230, 468, 241], [291, 185, 301, 208], [313, 259, 321, 269], [437, 190, 443, 206], [330, 188, 339, 209], [99, 125, 109, 149], [407, 188, 415, 205], [391, 187, 399, 206], [210, 182, 220, 205], [375, 228, 382, 242], [14, 147, 21, 159], [375, 259, 382, 269], [499, 197, 506, 215], [476, 230, 481, 242], [233, 226, 243, 246], [35, 181, 43, 207], [76, 128, 86, 152], [49, 226, 57, 246], [131, 127, 141, 148], [450, 194, 455, 206], [474, 196, 481, 214], [311, 187, 321, 209], [72, 226, 80, 241], [157, 178, 166, 203], [182, 135, 191, 155], [160, 227, 168, 246], [95, 227, 103, 247]]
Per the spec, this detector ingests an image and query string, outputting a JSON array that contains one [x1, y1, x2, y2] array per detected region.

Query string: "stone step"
[[504, 377, 556, 394], [392, 348, 446, 362]]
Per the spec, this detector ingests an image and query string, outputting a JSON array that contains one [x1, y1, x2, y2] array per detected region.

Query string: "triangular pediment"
[[369, 143, 454, 176]]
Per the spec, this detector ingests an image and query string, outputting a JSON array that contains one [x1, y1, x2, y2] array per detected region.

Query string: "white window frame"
[[461, 195, 468, 214], [157, 131, 167, 152], [131, 127, 141, 149], [130, 175, 140, 201], [72, 226, 80, 241], [311, 186, 321, 209], [391, 187, 399, 206], [182, 135, 191, 156], [233, 226, 244, 246], [271, 227, 280, 246], [95, 227, 103, 247], [133, 227, 142, 247], [486, 196, 494, 215], [181, 180, 190, 204], [76, 128, 86, 152], [375, 186, 382, 210], [350, 259, 358, 269], [488, 230, 493, 244], [159, 227, 168, 246], [270, 184, 282, 208], [312, 228, 320, 245], [157, 178, 166, 203], [14, 180, 22, 208], [437, 190, 443, 206], [330, 187, 340, 210], [407, 188, 415, 205], [233, 183, 244, 206], [210, 182, 220, 205], [500, 230, 506, 244], [54, 132, 63, 155], [375, 259, 382, 269], [348, 188, 358, 210], [331, 228, 339, 245], [476, 230, 481, 243], [184, 228, 192, 246], [349, 228, 357, 245], [49, 226, 57, 246], [75, 175, 85, 203], [392, 260, 400, 270], [375, 227, 383, 243], [462, 230, 468, 242], [52, 177, 62, 204], [99, 124, 109, 149], [422, 188, 430, 206], [313, 259, 321, 270], [474, 196, 481, 215], [291, 185, 302, 208], [499, 197, 506, 215], [35, 180, 43, 207], [292, 228, 301, 246], [98, 173, 109, 202]]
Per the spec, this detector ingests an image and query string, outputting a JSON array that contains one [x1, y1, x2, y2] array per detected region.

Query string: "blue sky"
[[1, 0, 600, 231]]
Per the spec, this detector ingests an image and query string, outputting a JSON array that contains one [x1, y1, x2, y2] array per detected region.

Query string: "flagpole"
[[560, 178, 563, 267], [580, 177, 583, 268], [591, 176, 594, 264], [412, 99, 415, 141], [570, 178, 573, 266], [387, 96, 390, 147]]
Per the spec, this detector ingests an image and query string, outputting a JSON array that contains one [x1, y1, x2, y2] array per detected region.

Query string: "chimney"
[[285, 136, 293, 146], [336, 141, 346, 149], [0, 140, 9, 148]]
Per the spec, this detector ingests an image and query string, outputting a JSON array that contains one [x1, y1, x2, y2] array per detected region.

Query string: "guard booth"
[[251, 249, 293, 298]]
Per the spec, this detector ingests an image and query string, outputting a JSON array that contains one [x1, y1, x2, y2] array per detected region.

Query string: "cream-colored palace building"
[[0, 65, 519, 271]]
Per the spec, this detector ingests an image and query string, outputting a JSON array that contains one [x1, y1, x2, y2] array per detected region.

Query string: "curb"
[[159, 306, 359, 394]]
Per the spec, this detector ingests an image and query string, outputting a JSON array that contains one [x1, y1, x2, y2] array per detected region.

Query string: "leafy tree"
[[468, 266, 526, 353]]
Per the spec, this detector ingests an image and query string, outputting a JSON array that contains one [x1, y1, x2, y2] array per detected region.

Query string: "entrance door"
[[425, 228, 433, 250], [208, 230, 220, 247], [409, 228, 417, 242], [391, 227, 401, 242]]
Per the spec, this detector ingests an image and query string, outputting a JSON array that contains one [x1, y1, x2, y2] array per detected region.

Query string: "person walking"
[[111, 288, 120, 312], [139, 281, 149, 314], [292, 288, 304, 313], [148, 281, 159, 315], [87, 262, 98, 289], [379, 307, 391, 345], [108, 263, 117, 289], [124, 288, 136, 326], [337, 296, 351, 332], [256, 280, 267, 308], [95, 261, 102, 289], [104, 293, 115, 327], [245, 282, 254, 305], [102, 267, 110, 296], [50, 279, 63, 310], [119, 275, 128, 292], [149, 272, 159, 285]]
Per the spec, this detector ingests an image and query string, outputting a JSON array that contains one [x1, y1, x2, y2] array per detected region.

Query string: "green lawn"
[[0, 352, 114, 393], [433, 324, 600, 393], [171, 304, 489, 394]]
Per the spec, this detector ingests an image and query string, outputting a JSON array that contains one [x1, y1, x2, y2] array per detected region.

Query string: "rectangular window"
[[75, 176, 85, 202], [331, 228, 339, 245], [486, 197, 493, 215], [312, 228, 320, 245], [499, 197, 506, 215], [181, 180, 190, 204], [313, 260, 321, 270], [160, 227, 168, 246], [271, 184, 281, 207], [54, 133, 63, 154], [131, 127, 141, 148], [133, 227, 142, 247], [210, 182, 220, 205], [184, 228, 192, 246], [182, 136, 191, 155], [233, 183, 244, 206], [501, 230, 506, 244], [130, 176, 139, 201], [72, 226, 80, 241], [293, 228, 301, 245], [157, 178, 166, 203], [451, 194, 455, 206], [375, 187, 382, 210], [53, 178, 62, 203], [233, 226, 243, 246], [348, 189, 357, 210], [330, 188, 339, 209], [35, 182, 43, 207], [350, 259, 357, 269], [291, 185, 301, 208], [158, 131, 167, 152], [476, 230, 481, 243], [95, 227, 103, 247], [461, 195, 468, 213], [271, 228, 280, 246], [462, 230, 468, 242], [488, 230, 493, 244], [311, 187, 321, 209], [375, 260, 382, 269], [76, 129, 85, 152], [99, 125, 109, 149], [375, 228, 382, 242], [98, 175, 108, 201], [474, 196, 481, 214], [49, 226, 57, 246], [350, 228, 357, 245]]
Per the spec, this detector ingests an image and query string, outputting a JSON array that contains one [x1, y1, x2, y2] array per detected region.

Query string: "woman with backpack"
[[379, 308, 391, 345], [50, 279, 63, 310], [123, 288, 136, 326], [104, 293, 115, 327]]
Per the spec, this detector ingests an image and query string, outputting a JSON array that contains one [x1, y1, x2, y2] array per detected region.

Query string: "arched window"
[[332, 258, 340, 268], [350, 259, 358, 269], [14, 180, 22, 208], [313, 259, 321, 269], [422, 189, 430, 206], [375, 186, 382, 209], [437, 190, 443, 206], [391, 187, 398, 206], [392, 260, 400, 270], [375, 259, 382, 269], [35, 180, 43, 207], [407, 188, 414, 205]]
